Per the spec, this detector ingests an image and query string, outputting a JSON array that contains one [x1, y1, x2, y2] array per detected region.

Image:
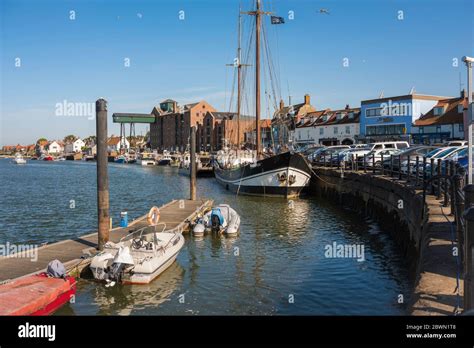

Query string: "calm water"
[[0, 158, 411, 315]]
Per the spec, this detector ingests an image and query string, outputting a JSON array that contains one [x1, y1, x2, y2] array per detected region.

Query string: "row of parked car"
[[301, 140, 470, 178]]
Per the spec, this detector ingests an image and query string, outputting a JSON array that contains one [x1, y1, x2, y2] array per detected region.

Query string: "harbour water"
[[0, 159, 412, 315]]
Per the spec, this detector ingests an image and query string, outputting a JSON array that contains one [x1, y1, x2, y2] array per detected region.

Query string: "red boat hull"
[[0, 273, 76, 316]]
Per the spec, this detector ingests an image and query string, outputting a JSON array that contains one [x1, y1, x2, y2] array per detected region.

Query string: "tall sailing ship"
[[214, 0, 312, 198]]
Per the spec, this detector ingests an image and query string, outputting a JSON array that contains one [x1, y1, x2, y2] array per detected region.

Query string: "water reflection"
[[90, 262, 184, 315]]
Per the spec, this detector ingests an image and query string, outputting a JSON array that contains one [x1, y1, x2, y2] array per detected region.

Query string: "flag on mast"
[[270, 16, 285, 24]]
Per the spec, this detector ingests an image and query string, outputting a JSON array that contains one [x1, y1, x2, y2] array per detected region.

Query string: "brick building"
[[150, 99, 216, 151], [150, 99, 256, 152], [197, 112, 255, 151]]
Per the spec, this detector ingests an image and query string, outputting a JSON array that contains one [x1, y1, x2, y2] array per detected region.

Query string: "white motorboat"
[[193, 204, 241, 237], [90, 224, 184, 285], [157, 151, 172, 166], [12, 153, 27, 164], [137, 152, 156, 166]]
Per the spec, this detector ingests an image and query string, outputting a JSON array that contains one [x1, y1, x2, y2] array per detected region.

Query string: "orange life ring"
[[147, 206, 160, 225]]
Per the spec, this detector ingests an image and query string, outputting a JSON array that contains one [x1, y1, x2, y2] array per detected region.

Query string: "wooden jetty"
[[0, 199, 212, 283]]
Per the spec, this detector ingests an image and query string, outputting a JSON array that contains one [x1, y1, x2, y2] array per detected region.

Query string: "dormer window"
[[348, 112, 354, 119], [336, 113, 343, 120], [458, 104, 464, 113], [433, 106, 445, 116]]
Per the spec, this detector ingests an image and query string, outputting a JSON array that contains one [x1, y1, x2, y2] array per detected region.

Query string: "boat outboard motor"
[[106, 246, 134, 286], [210, 208, 225, 233]]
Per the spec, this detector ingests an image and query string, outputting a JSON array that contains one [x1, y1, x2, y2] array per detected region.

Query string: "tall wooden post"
[[96, 98, 110, 250], [190, 126, 197, 200]]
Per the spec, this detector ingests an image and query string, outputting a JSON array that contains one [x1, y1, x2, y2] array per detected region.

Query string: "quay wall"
[[309, 168, 428, 305]]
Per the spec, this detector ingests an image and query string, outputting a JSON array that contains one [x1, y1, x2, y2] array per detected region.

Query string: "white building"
[[411, 91, 467, 144], [47, 141, 64, 154], [64, 138, 85, 153], [294, 106, 361, 146], [107, 136, 130, 152]]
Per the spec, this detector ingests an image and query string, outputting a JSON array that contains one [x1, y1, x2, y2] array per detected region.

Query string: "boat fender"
[[193, 223, 206, 235], [288, 174, 296, 185], [277, 172, 287, 182], [147, 206, 160, 225], [46, 259, 67, 279]]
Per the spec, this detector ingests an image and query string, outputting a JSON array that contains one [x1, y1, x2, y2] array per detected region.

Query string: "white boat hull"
[[90, 232, 185, 285], [137, 159, 156, 166]]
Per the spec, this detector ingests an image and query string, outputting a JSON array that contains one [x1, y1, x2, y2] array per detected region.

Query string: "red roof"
[[414, 96, 465, 126]]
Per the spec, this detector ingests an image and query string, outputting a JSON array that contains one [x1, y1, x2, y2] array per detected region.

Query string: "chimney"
[[345, 104, 350, 110], [461, 89, 466, 99], [304, 94, 310, 105], [279, 99, 284, 110], [172, 101, 178, 113]]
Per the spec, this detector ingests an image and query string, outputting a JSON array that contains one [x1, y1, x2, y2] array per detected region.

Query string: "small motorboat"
[[157, 151, 172, 166], [137, 152, 156, 166], [114, 155, 126, 164], [0, 261, 76, 316], [12, 153, 27, 164], [43, 155, 53, 161], [90, 222, 184, 285], [193, 204, 240, 237], [83, 155, 95, 161], [126, 154, 137, 164]]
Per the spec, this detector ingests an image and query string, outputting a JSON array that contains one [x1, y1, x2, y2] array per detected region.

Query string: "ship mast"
[[227, 4, 250, 150], [243, 0, 271, 158], [237, 6, 242, 150], [255, 0, 262, 157]]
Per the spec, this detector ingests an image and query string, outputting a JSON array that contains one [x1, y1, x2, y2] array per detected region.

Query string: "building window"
[[345, 126, 350, 134], [419, 127, 424, 134], [366, 124, 405, 135], [459, 123, 464, 132], [365, 107, 382, 117], [319, 128, 324, 135], [436, 126, 441, 133], [433, 107, 444, 116], [334, 127, 338, 134]]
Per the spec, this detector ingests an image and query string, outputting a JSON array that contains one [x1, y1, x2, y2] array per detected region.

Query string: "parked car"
[[312, 145, 350, 164], [344, 141, 410, 165], [361, 148, 400, 168], [413, 146, 465, 177], [301, 145, 325, 161], [382, 145, 437, 172]]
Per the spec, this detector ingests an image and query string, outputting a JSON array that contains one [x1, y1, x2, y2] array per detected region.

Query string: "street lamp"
[[463, 56, 473, 184]]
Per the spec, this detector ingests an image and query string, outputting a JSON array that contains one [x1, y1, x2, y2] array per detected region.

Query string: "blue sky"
[[1, 0, 473, 145]]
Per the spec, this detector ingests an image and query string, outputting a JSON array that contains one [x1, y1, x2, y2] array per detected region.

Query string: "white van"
[[349, 141, 409, 160]]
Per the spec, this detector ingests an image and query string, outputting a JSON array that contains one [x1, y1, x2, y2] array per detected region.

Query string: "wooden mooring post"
[[96, 98, 110, 250], [190, 126, 197, 200]]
